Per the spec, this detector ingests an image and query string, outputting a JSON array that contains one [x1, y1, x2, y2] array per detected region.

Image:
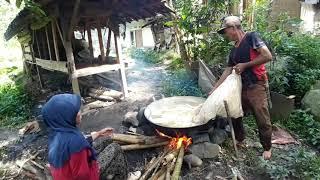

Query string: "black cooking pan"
[[143, 96, 215, 136]]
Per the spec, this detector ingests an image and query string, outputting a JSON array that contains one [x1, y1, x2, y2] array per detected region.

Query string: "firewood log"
[[112, 133, 145, 144], [139, 150, 168, 180], [121, 141, 169, 151], [171, 144, 185, 180]]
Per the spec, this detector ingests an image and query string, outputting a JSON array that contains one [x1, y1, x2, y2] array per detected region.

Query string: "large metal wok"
[[144, 96, 214, 136]]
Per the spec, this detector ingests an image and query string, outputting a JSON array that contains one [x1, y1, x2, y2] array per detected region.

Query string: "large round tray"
[[144, 96, 206, 128]]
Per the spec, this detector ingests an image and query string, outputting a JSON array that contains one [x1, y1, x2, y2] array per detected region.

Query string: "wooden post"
[[86, 24, 94, 59], [45, 26, 52, 60], [114, 32, 128, 97], [65, 41, 80, 95], [40, 30, 48, 59], [97, 20, 105, 61], [35, 31, 42, 59], [31, 32, 43, 88], [55, 19, 65, 49], [114, 33, 120, 64], [51, 21, 60, 61], [106, 28, 112, 58], [68, 0, 81, 40]]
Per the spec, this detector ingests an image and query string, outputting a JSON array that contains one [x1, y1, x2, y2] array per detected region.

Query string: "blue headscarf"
[[41, 94, 96, 168]]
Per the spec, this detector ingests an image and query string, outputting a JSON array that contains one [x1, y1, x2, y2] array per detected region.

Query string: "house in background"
[[270, 0, 320, 34], [120, 16, 175, 51], [122, 20, 155, 49]]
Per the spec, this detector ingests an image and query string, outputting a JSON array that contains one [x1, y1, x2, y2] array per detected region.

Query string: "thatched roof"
[[5, 0, 172, 41], [4, 8, 32, 41]]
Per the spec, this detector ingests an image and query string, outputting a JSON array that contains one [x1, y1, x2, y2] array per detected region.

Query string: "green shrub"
[[278, 34, 320, 70], [283, 109, 320, 149], [266, 57, 290, 94], [197, 34, 231, 65], [161, 69, 203, 97], [289, 69, 320, 99], [0, 82, 32, 127]]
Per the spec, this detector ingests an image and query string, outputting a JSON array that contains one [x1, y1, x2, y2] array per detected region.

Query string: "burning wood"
[[111, 130, 193, 179], [171, 144, 185, 180], [137, 130, 193, 180], [111, 133, 169, 151], [163, 149, 179, 165], [121, 141, 169, 151], [166, 158, 176, 180], [139, 151, 168, 180]]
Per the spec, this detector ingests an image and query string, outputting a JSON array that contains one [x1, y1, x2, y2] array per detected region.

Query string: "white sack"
[[193, 70, 243, 124]]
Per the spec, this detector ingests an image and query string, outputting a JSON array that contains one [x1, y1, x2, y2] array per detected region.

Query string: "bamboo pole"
[[224, 100, 239, 157], [106, 28, 112, 58], [54, 19, 65, 49], [114, 32, 120, 64], [31, 31, 43, 89], [97, 20, 105, 61], [171, 144, 185, 180], [45, 26, 52, 60], [35, 31, 42, 59], [68, 0, 81, 40], [51, 21, 60, 61], [163, 149, 179, 165], [111, 133, 145, 144], [139, 151, 168, 180], [40, 29, 48, 59], [87, 24, 94, 59], [114, 32, 129, 97], [165, 158, 176, 180], [65, 41, 80, 95], [121, 141, 168, 151], [144, 157, 156, 172], [151, 166, 167, 180]]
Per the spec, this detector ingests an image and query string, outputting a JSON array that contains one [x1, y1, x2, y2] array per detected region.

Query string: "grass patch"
[[129, 48, 162, 64], [129, 48, 184, 70], [161, 69, 203, 97], [257, 147, 320, 179]]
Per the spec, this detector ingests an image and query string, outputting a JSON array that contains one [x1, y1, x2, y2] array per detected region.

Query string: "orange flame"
[[156, 129, 192, 150]]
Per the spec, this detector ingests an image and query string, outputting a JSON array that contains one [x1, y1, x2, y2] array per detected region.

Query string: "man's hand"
[[98, 127, 114, 137], [91, 127, 114, 140], [233, 63, 248, 74]]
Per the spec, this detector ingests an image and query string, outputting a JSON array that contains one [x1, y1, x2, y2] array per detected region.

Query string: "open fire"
[[156, 129, 192, 149]]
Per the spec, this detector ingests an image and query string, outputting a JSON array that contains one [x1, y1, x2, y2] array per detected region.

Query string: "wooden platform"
[[24, 55, 68, 73], [73, 64, 121, 78], [35, 58, 68, 73]]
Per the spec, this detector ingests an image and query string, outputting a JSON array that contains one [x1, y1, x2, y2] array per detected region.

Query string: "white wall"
[[122, 20, 155, 49], [142, 28, 155, 48], [300, 2, 316, 33]]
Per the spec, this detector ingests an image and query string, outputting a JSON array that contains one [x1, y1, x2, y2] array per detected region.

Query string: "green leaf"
[[164, 21, 174, 27]]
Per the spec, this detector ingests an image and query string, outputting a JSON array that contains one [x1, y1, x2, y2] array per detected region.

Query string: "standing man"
[[211, 16, 273, 159]]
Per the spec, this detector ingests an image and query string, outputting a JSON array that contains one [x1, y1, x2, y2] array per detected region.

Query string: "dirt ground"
[[0, 58, 308, 180]]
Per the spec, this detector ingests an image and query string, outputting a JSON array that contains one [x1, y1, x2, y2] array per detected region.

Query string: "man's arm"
[[234, 46, 272, 74], [247, 46, 272, 67], [209, 67, 232, 94]]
